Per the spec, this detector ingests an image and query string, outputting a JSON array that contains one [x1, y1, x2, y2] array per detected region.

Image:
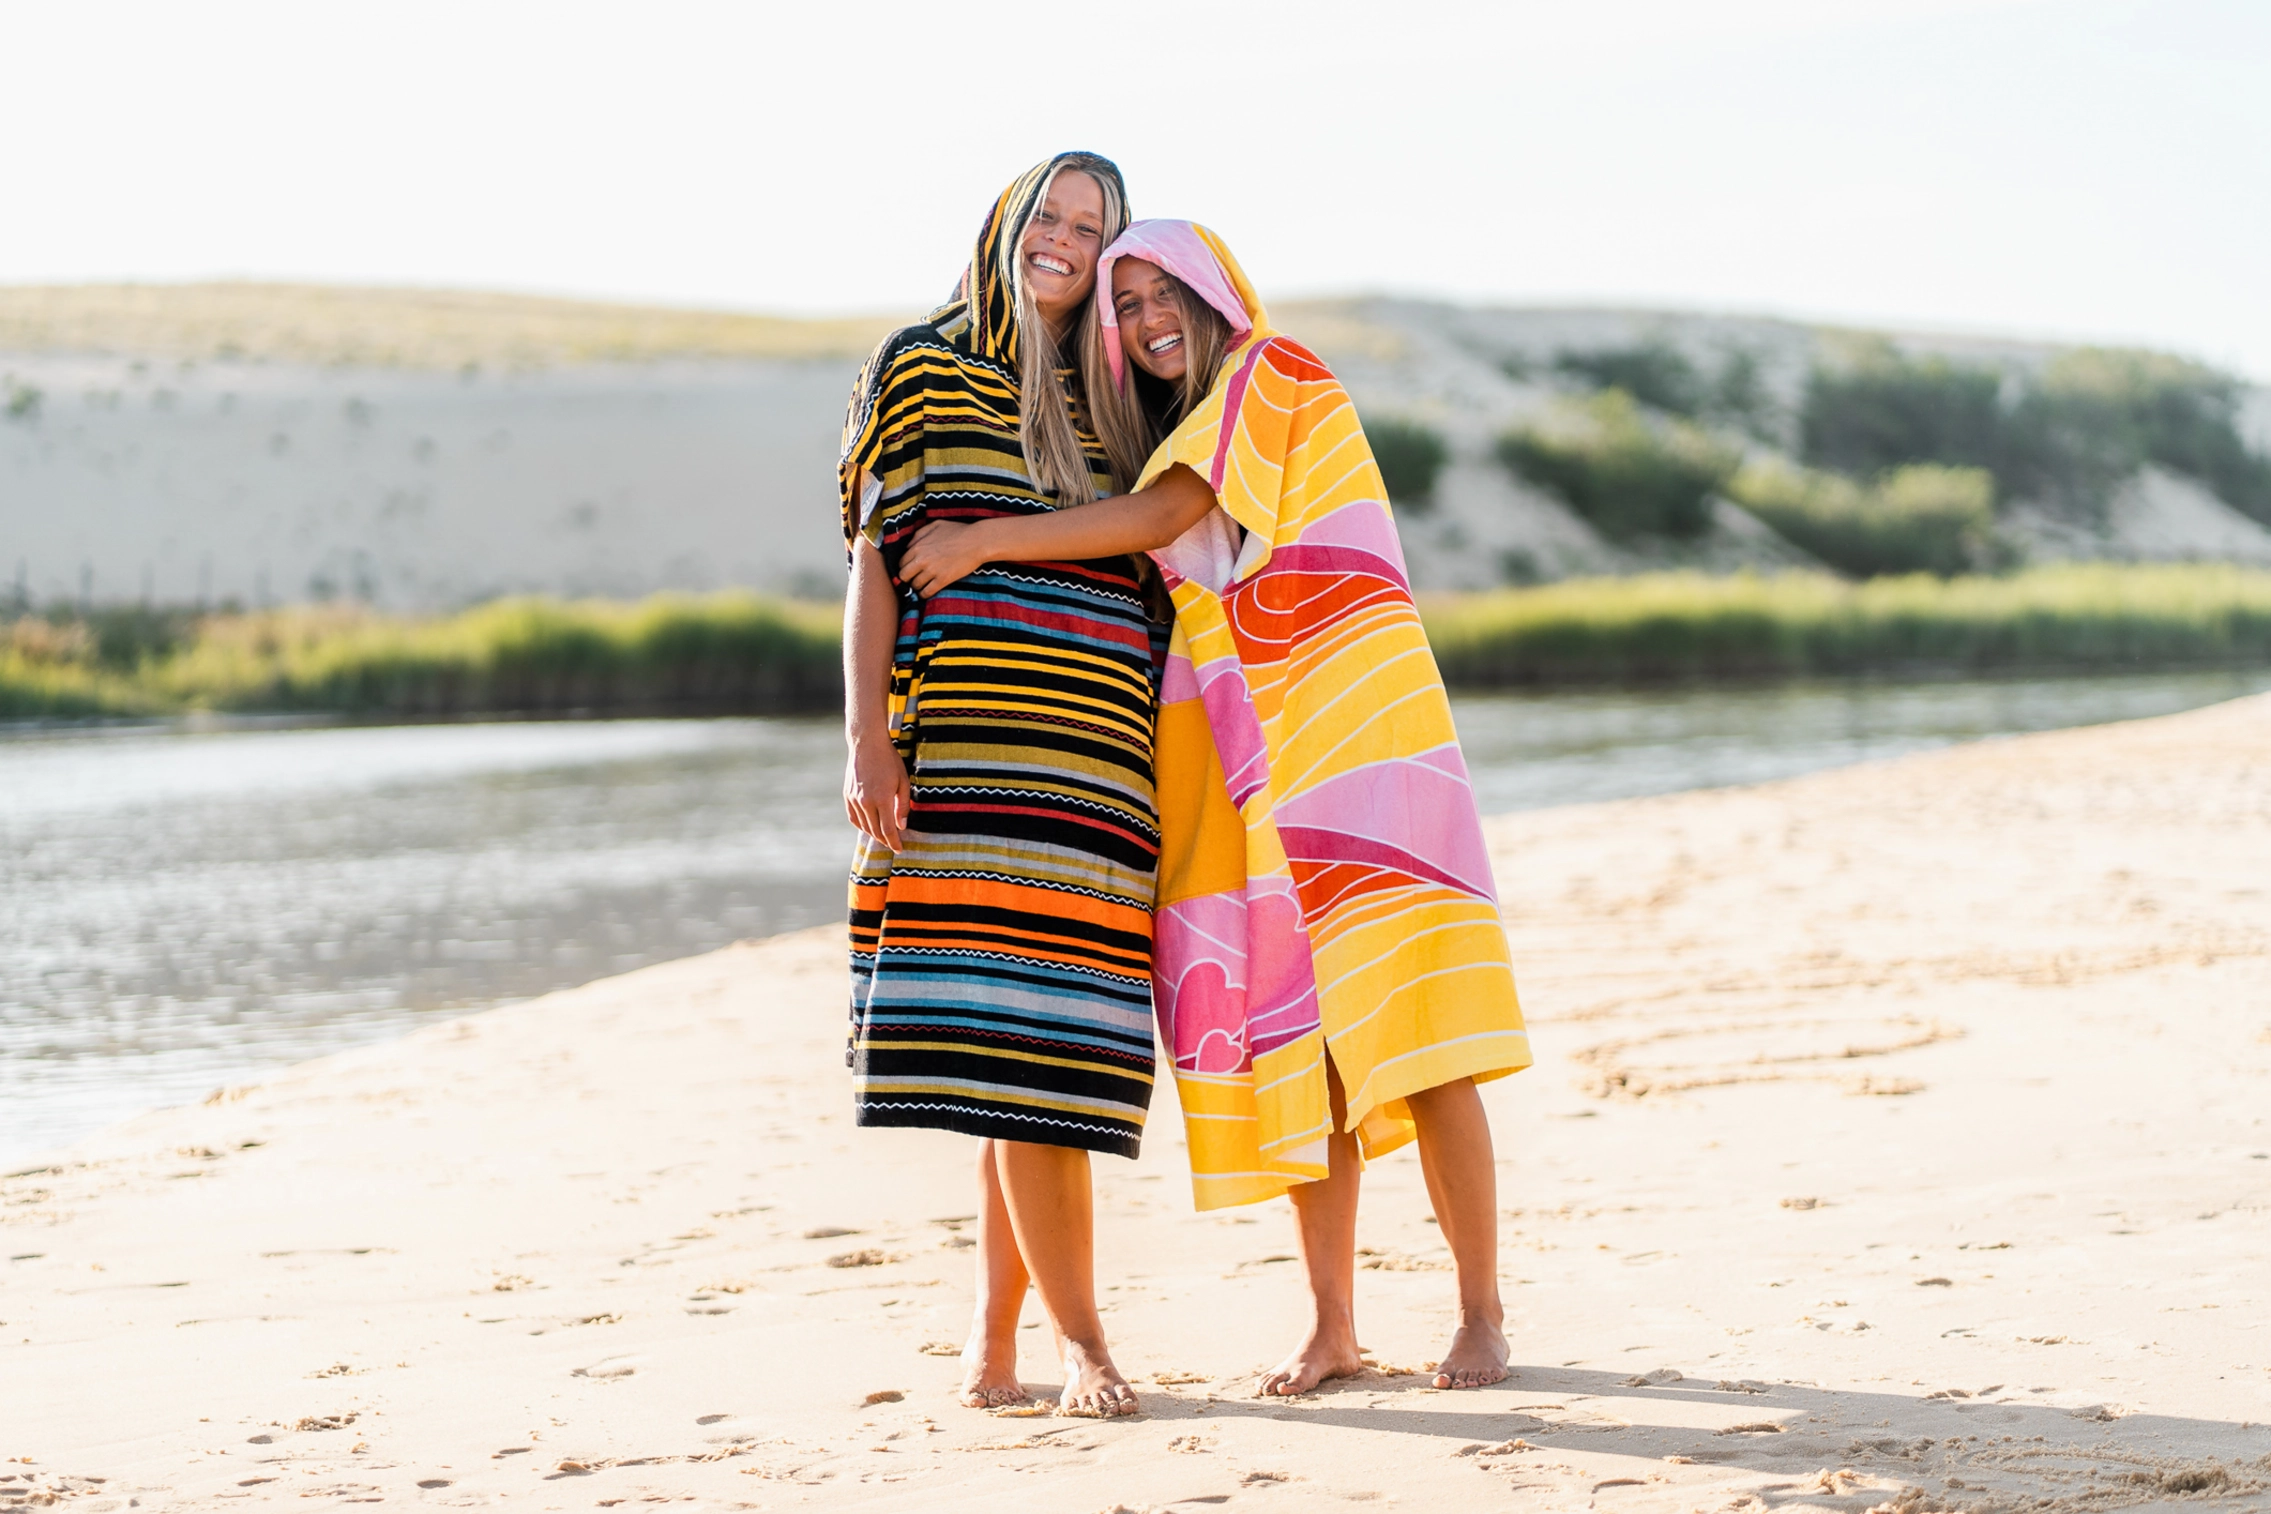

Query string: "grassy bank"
[[1424, 564, 2271, 686], [2, 594, 841, 720], [7, 566, 2271, 720]]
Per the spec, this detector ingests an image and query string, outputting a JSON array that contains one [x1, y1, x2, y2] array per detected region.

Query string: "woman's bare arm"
[[899, 463, 1217, 599], [842, 506, 910, 850]]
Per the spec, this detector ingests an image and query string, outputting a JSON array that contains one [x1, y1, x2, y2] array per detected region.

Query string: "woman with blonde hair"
[[901, 220, 1533, 1395], [839, 153, 1160, 1417]]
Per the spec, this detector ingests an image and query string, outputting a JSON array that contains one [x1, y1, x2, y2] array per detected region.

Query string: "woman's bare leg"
[[1260, 1056, 1368, 1396], [1406, 1076, 1508, 1388], [961, 1140, 1033, 1407], [992, 1140, 1138, 1416]]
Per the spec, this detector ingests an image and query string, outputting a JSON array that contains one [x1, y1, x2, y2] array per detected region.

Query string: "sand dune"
[[4, 697, 2269, 1510], [14, 285, 2268, 610]]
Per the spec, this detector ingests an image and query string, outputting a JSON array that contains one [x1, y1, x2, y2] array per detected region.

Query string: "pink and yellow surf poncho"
[[1098, 221, 1532, 1210]]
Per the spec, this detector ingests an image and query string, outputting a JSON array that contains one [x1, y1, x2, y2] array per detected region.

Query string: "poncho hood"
[[1096, 220, 1268, 388], [955, 152, 1129, 377]]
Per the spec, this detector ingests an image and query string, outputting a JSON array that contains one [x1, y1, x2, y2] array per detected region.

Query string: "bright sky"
[[6, 0, 2268, 374]]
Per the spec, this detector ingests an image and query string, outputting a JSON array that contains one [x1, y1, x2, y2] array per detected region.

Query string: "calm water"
[[5, 670, 2266, 1165]]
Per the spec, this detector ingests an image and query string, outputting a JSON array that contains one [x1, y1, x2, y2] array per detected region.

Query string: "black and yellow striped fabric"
[[836, 155, 1164, 1158]]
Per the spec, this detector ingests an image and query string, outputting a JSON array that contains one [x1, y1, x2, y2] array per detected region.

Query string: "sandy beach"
[[5, 695, 2268, 1511]]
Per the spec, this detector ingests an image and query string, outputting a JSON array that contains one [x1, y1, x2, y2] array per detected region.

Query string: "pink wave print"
[[1263, 544, 1409, 593], [1272, 752, 1500, 903], [1154, 882, 1322, 1074], [1193, 656, 1270, 808], [1294, 499, 1411, 580], [1161, 648, 1201, 704]]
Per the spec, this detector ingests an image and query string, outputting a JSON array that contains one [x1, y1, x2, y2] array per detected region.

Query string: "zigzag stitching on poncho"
[[859, 1100, 1133, 1136]]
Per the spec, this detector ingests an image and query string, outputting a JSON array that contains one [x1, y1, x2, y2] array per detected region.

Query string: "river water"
[[5, 669, 2266, 1166]]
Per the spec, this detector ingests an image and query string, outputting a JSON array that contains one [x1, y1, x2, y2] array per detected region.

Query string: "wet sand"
[[5, 695, 2268, 1511]]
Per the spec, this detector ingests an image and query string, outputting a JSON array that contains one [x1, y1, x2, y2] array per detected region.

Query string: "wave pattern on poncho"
[[1104, 220, 1531, 1208]]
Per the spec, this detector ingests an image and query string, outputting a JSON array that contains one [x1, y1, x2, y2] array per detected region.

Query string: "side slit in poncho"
[[1099, 221, 1532, 1208]]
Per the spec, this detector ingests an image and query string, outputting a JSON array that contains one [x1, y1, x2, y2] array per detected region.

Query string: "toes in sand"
[[1258, 1324, 1366, 1397], [1057, 1339, 1140, 1417], [959, 1330, 1027, 1410], [1430, 1318, 1509, 1390]]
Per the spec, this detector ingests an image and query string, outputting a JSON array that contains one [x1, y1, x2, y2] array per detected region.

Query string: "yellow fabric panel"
[[1155, 699, 1246, 908], [1135, 226, 1531, 1209], [1170, 1033, 1331, 1213]]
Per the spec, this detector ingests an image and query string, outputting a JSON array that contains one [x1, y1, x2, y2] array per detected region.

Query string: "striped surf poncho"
[[837, 157, 1164, 1158]]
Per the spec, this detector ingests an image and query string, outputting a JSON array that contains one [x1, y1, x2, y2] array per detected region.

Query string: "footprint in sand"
[[572, 1355, 640, 1380], [804, 1226, 862, 1239]]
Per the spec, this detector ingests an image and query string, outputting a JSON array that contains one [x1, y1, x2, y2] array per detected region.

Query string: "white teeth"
[[1147, 333, 1182, 354], [1031, 254, 1072, 275]]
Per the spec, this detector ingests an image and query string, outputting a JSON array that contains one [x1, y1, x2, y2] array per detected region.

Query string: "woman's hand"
[[901, 520, 993, 600], [844, 733, 911, 851]]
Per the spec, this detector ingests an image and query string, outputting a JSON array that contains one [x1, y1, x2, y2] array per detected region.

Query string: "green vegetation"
[[1551, 340, 1771, 434], [1800, 345, 2006, 482], [10, 569, 2271, 719], [1496, 391, 1740, 540], [1554, 341, 1704, 416], [1365, 414, 1450, 513], [1801, 342, 2271, 524], [1425, 564, 2271, 686], [1725, 461, 2001, 578], [1, 594, 841, 719]]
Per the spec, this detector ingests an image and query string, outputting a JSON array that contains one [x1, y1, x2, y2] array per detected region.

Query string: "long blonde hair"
[[1082, 267, 1234, 492], [1007, 158, 1129, 501]]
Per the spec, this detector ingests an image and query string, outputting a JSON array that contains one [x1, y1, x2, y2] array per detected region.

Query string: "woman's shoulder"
[[868, 303, 996, 371]]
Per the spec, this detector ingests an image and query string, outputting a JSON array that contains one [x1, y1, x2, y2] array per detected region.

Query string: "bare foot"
[[1258, 1317, 1366, 1397], [1055, 1337, 1139, 1417], [1431, 1315, 1509, 1390], [959, 1327, 1028, 1409]]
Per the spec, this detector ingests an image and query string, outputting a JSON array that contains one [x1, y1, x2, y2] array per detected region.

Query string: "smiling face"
[[1111, 257, 1189, 383], [1018, 170, 1107, 330]]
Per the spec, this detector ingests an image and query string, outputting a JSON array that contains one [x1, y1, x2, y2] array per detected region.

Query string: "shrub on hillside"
[[1553, 340, 1775, 435], [1365, 414, 1450, 513], [2025, 349, 2271, 525], [1496, 391, 1739, 540], [1800, 344, 2010, 481], [1555, 342, 1706, 416], [1801, 342, 2271, 525], [1726, 461, 1999, 577]]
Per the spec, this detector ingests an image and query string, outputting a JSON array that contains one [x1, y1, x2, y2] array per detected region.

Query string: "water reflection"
[[2, 718, 847, 1161], [3, 670, 2265, 1163]]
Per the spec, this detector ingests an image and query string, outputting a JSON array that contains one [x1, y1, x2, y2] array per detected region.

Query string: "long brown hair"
[[1082, 265, 1234, 493]]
